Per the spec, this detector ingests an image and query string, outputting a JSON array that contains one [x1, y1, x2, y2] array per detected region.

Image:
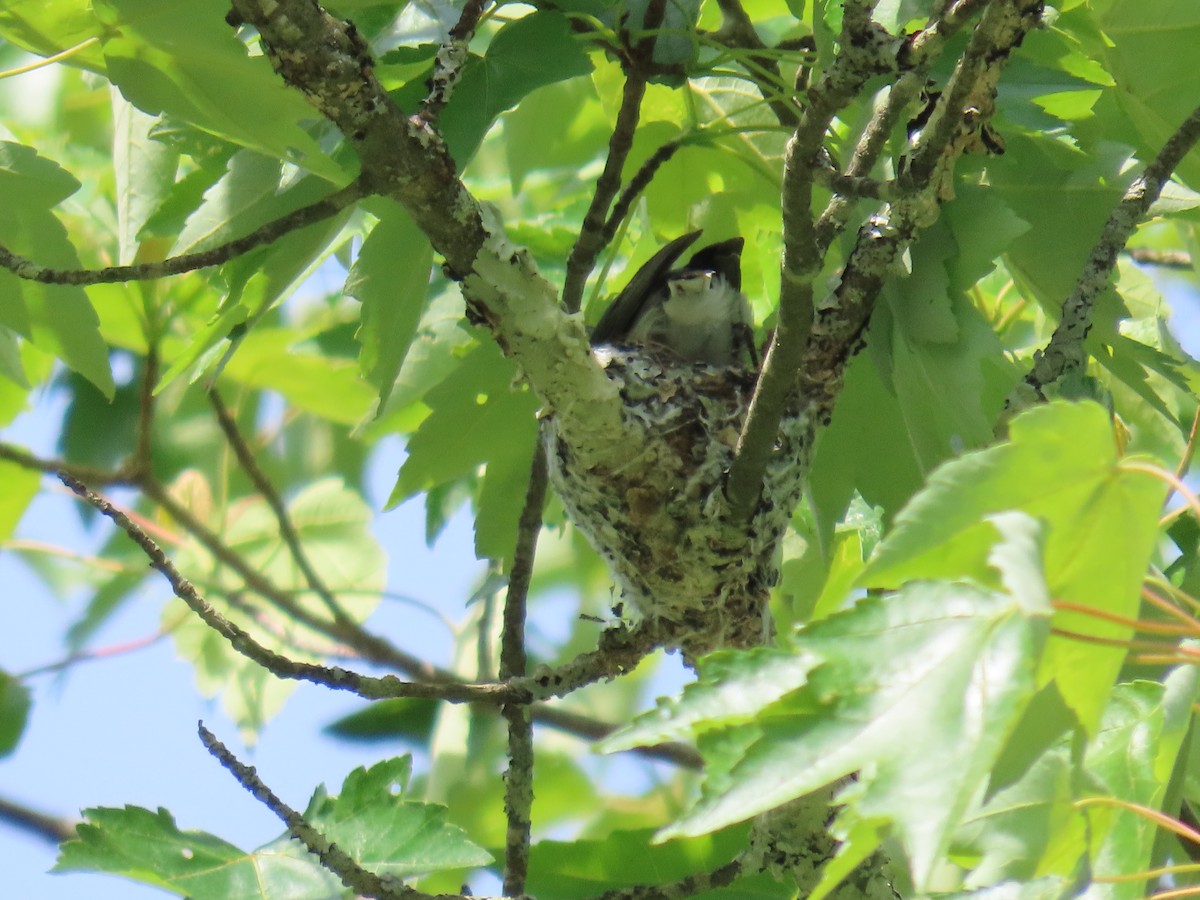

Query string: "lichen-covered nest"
[[544, 347, 807, 656]]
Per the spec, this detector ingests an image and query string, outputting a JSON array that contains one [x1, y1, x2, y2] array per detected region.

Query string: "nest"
[[544, 347, 807, 656]]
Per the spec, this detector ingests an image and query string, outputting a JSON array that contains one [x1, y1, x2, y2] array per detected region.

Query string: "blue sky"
[[1, 391, 485, 899]]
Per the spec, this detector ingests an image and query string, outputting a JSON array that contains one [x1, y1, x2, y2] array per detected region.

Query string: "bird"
[[591, 231, 757, 367]]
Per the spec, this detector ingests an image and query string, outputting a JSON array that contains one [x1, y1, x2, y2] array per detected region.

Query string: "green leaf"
[[502, 77, 607, 194], [220, 328, 376, 425], [619, 513, 1050, 893], [0, 325, 28, 388], [523, 826, 788, 899], [305, 757, 494, 876], [1085, 675, 1198, 893], [807, 348, 926, 527], [93, 0, 345, 181], [171, 476, 385, 736], [992, 133, 1129, 316], [1094, 0, 1200, 190], [54, 767, 489, 893], [61, 368, 140, 471], [934, 879, 1078, 899], [56, 805, 346, 899], [956, 669, 1198, 894], [951, 733, 1084, 888], [882, 291, 1017, 477], [862, 401, 1167, 731], [940, 187, 1031, 293], [324, 698, 439, 745], [0, 142, 114, 396], [609, 0, 702, 70], [0, 670, 32, 756], [474, 434, 536, 563], [0, 459, 39, 543], [112, 89, 180, 264], [346, 200, 434, 411], [0, 1, 106, 71], [387, 341, 539, 518], [157, 154, 355, 390], [440, 11, 594, 164]]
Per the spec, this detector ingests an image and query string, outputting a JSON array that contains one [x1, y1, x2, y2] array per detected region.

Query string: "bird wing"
[[591, 231, 703, 343]]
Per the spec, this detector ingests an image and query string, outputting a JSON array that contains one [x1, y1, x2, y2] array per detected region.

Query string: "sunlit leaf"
[[863, 401, 1167, 731], [55, 759, 489, 896], [0, 670, 31, 756], [346, 199, 434, 411], [613, 514, 1051, 891], [93, 0, 345, 181], [0, 142, 113, 396]]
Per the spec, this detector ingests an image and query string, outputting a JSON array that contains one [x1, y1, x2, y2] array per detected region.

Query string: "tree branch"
[[229, 0, 486, 276], [0, 795, 77, 845], [136, 474, 456, 681], [498, 444, 547, 897], [1126, 247, 1193, 269], [0, 179, 368, 285], [60, 473, 521, 706], [562, 73, 649, 314], [1021, 101, 1200, 398], [724, 0, 1019, 518], [600, 138, 682, 248], [590, 857, 743, 899], [198, 723, 433, 900], [516, 620, 659, 702], [800, 0, 1043, 426], [0, 439, 696, 772], [814, 0, 992, 253], [0, 442, 123, 486], [208, 388, 355, 624], [713, 0, 801, 128], [223, 1, 638, 483], [726, 0, 898, 517], [419, 0, 489, 123]]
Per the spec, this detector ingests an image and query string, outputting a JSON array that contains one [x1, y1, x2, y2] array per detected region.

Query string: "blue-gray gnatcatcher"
[[591, 231, 756, 368]]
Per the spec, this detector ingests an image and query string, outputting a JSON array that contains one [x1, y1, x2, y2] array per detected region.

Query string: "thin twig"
[[516, 620, 658, 702], [1126, 247, 1193, 270], [726, 1, 896, 517], [420, 0, 488, 122], [714, 0, 801, 128], [1022, 101, 1200, 398], [0, 441, 127, 486], [137, 476, 445, 680], [131, 346, 158, 477], [3, 406, 698, 769], [17, 617, 182, 679], [729, 0, 1041, 516], [198, 723, 426, 900], [59, 473, 519, 706], [592, 857, 744, 899], [812, 71, 925, 253], [600, 138, 682, 248], [811, 0, 1041, 400], [812, 165, 904, 201], [229, 0, 486, 276], [208, 388, 352, 623], [0, 795, 78, 845], [562, 73, 649, 313], [561, 0, 671, 313], [816, 0, 994, 249], [499, 443, 547, 897], [0, 179, 369, 285]]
